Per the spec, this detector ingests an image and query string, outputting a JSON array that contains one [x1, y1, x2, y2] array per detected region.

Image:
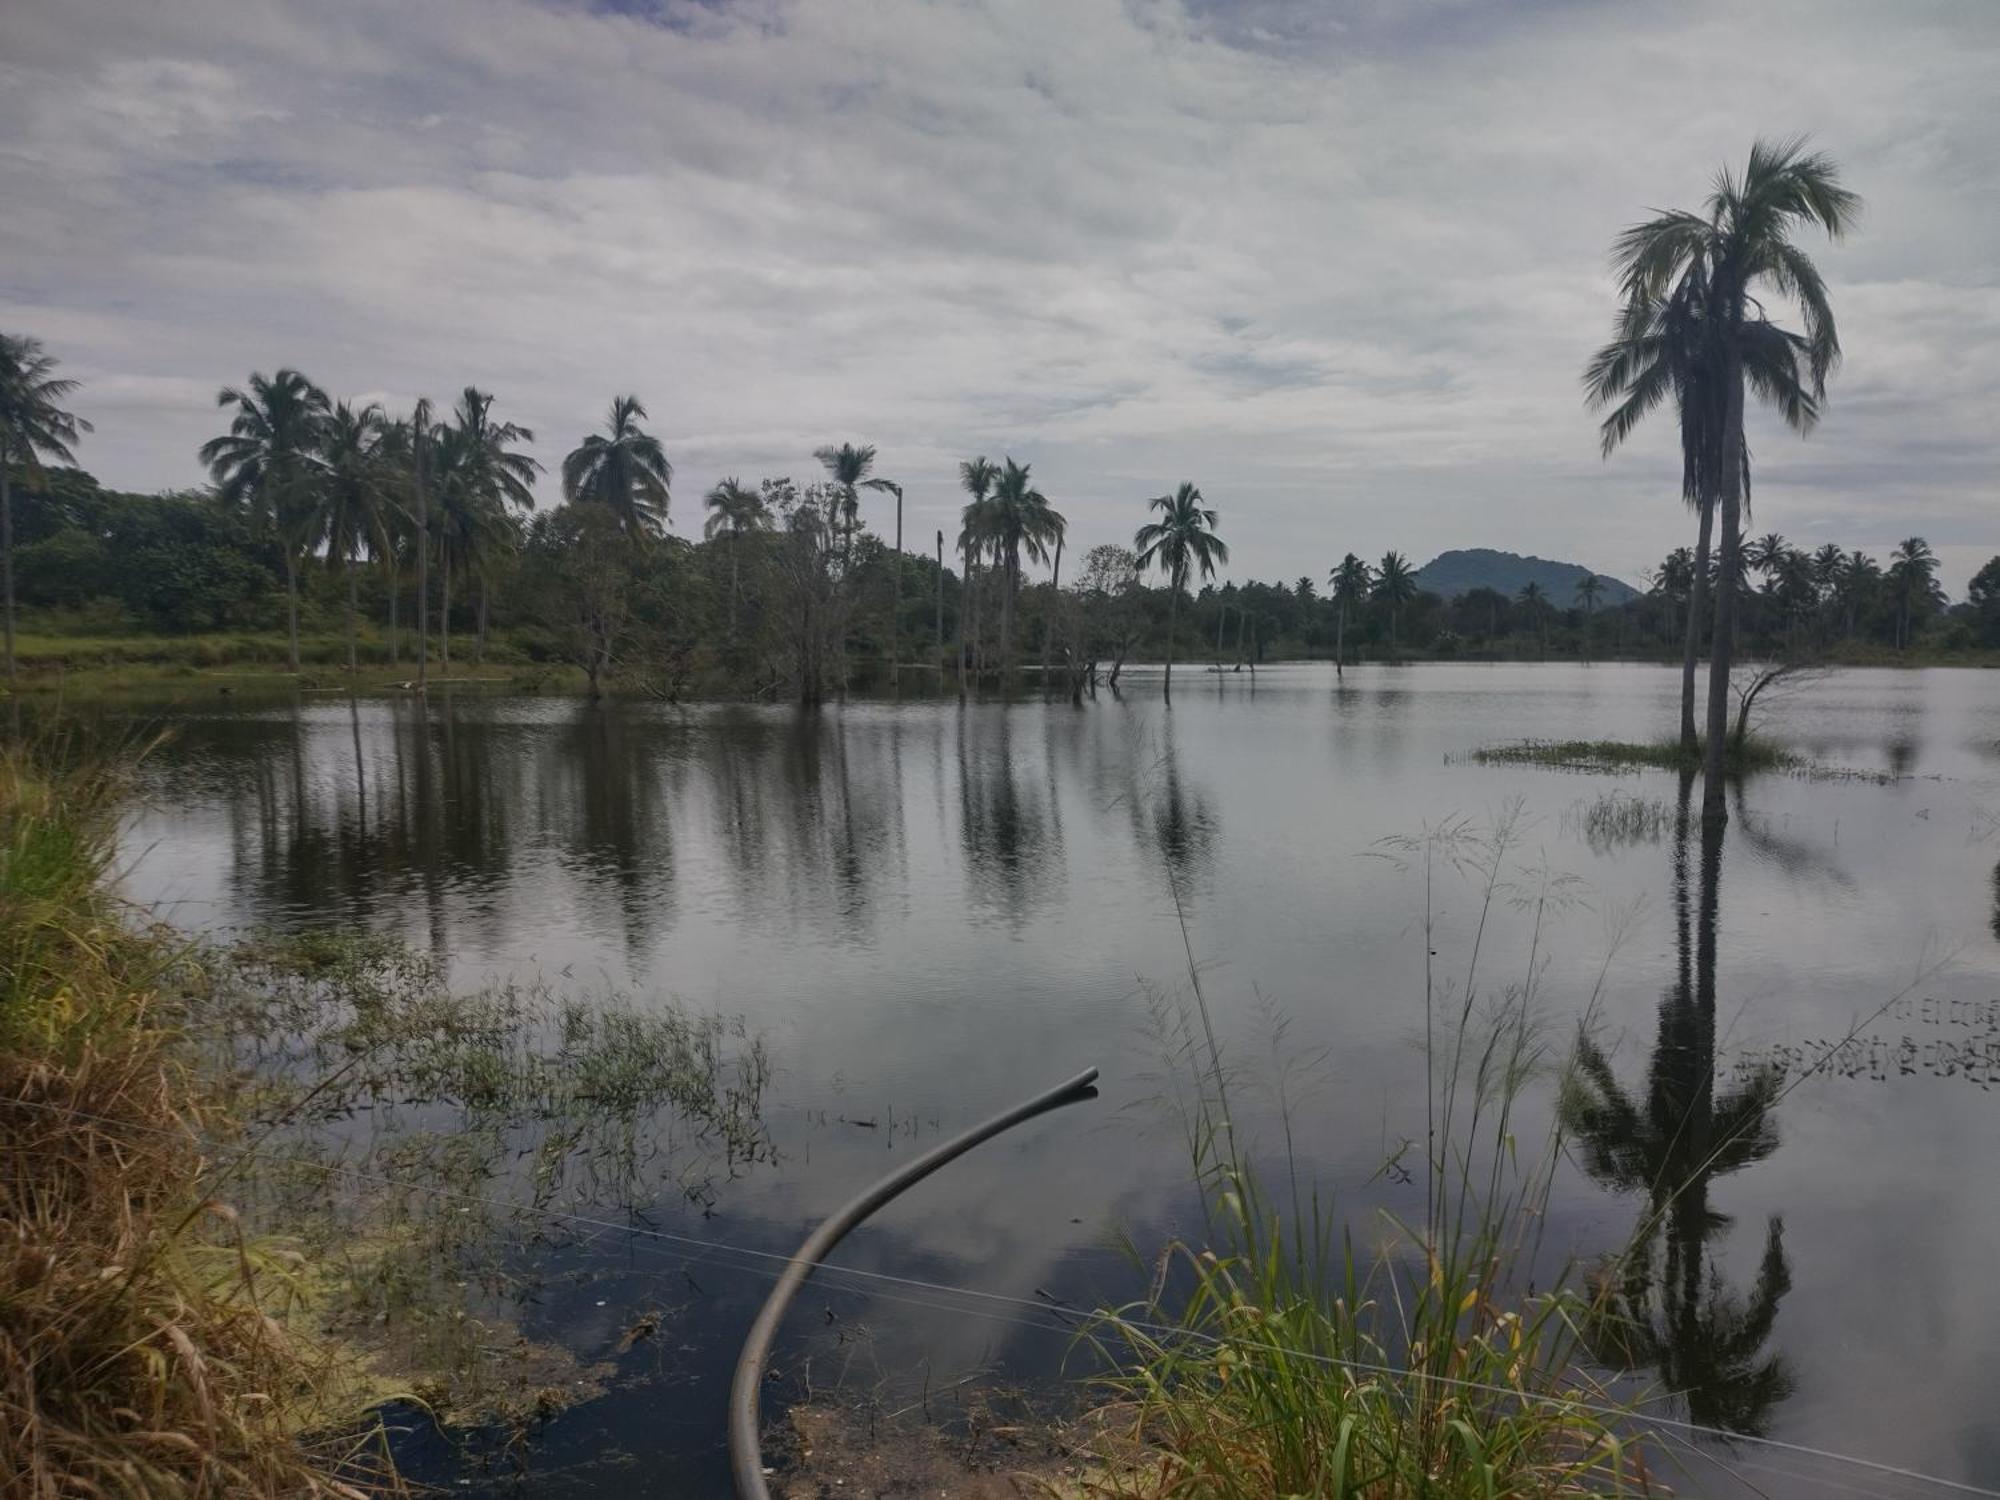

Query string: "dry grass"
[[0, 744, 400, 1498]]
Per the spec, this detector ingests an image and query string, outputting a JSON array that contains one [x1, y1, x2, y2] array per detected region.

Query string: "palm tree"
[[1834, 549, 1879, 639], [1887, 536, 1941, 650], [562, 395, 671, 542], [1586, 260, 1736, 755], [0, 334, 92, 685], [1745, 532, 1791, 583], [317, 400, 391, 673], [201, 369, 331, 673], [812, 442, 878, 557], [956, 457, 998, 697], [703, 477, 772, 636], [1610, 138, 1860, 821], [866, 477, 906, 692], [1133, 482, 1227, 705], [1328, 553, 1370, 677], [1373, 550, 1417, 651], [432, 388, 540, 667], [378, 399, 440, 688], [1574, 575, 1604, 661], [1517, 581, 1550, 657], [984, 458, 1064, 684]]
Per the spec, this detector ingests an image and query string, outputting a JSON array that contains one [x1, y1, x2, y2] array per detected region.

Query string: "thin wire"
[[8, 1093, 1997, 1499]]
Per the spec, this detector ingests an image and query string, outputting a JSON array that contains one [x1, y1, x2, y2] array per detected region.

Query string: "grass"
[[1071, 812, 1657, 1498], [1462, 736, 1795, 775], [0, 740, 402, 1496]]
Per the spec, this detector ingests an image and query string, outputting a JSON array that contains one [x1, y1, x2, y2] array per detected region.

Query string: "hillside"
[[1412, 548, 1640, 606]]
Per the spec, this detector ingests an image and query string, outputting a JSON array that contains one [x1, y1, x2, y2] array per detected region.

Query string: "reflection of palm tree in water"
[[1563, 774, 1794, 1435]]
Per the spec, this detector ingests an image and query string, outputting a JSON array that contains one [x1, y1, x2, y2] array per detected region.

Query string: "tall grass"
[[1078, 812, 1654, 1498], [0, 743, 399, 1497]]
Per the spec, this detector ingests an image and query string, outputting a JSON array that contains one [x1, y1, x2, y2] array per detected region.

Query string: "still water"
[[100, 663, 2000, 1495]]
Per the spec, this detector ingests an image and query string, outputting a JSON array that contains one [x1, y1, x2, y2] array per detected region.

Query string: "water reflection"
[[957, 708, 1062, 925], [1565, 777, 1795, 1436]]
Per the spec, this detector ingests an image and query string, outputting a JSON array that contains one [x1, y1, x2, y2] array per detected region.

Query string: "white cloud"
[[0, 0, 1994, 588]]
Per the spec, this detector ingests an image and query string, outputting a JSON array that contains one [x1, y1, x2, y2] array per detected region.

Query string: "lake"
[[93, 662, 2000, 1496]]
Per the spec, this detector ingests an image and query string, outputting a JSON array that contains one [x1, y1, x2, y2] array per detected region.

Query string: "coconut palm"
[[1133, 482, 1227, 705], [562, 395, 671, 542], [378, 399, 440, 687], [956, 457, 999, 696], [813, 442, 878, 556], [1610, 138, 1860, 820], [1834, 549, 1879, 639], [1373, 550, 1417, 651], [316, 400, 391, 673], [1745, 532, 1791, 583], [862, 475, 906, 690], [0, 334, 92, 685], [432, 388, 540, 667], [984, 458, 1065, 683], [1328, 553, 1370, 677], [1517, 581, 1550, 657], [1887, 536, 1942, 651], [200, 368, 332, 672], [703, 477, 772, 636], [1586, 258, 1738, 754]]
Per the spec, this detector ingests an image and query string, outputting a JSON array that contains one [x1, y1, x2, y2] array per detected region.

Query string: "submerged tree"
[[562, 395, 671, 543], [1133, 482, 1227, 705], [0, 333, 92, 685], [200, 369, 332, 672], [1608, 138, 1859, 820]]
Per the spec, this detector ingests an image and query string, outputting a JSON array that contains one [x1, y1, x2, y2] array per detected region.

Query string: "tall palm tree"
[[956, 456, 998, 697], [0, 334, 92, 685], [1575, 574, 1604, 662], [433, 388, 540, 667], [1745, 532, 1792, 592], [1373, 550, 1417, 651], [813, 442, 878, 557], [1834, 549, 1879, 639], [866, 477, 906, 692], [200, 369, 332, 673], [1328, 554, 1369, 677], [317, 400, 390, 673], [703, 477, 772, 637], [1518, 581, 1549, 657], [984, 458, 1064, 684], [1610, 138, 1860, 820], [562, 394, 671, 542], [1887, 536, 1941, 650], [1586, 261, 1737, 755], [1133, 482, 1227, 706], [379, 399, 439, 688]]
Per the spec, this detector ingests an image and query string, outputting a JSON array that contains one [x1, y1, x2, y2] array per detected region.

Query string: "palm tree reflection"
[[1563, 775, 1794, 1436]]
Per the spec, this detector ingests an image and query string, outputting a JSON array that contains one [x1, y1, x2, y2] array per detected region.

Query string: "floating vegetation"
[[1458, 736, 1797, 775], [1564, 790, 1675, 853], [182, 931, 775, 1428]]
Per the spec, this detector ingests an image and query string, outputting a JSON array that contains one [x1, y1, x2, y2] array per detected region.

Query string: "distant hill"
[[1412, 549, 1640, 606]]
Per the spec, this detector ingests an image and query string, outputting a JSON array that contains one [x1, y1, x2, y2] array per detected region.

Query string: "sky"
[[2, 0, 1995, 592]]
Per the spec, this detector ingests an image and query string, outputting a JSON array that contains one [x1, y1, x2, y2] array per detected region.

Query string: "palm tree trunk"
[[1040, 534, 1062, 699], [415, 473, 429, 692], [729, 535, 741, 639], [388, 565, 400, 667], [475, 576, 488, 664], [440, 538, 452, 673], [1335, 600, 1345, 678], [935, 531, 945, 681], [1001, 551, 1017, 687], [1701, 357, 1747, 823], [1164, 579, 1178, 705], [346, 555, 360, 673], [284, 549, 301, 673], [2, 466, 15, 688], [1680, 499, 1713, 754], [892, 486, 903, 698]]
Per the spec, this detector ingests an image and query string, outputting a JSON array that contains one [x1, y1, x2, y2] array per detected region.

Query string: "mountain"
[[1412, 548, 1640, 606]]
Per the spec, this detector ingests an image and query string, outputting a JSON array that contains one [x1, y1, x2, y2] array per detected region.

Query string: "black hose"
[[727, 1066, 1101, 1499]]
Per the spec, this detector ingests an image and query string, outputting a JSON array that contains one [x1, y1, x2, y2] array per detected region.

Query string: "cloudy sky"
[[2, 0, 1995, 591]]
